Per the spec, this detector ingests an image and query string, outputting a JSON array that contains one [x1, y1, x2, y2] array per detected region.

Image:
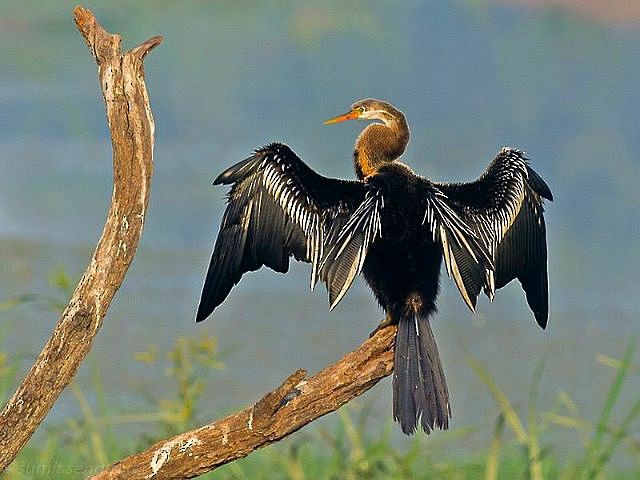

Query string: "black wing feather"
[[197, 143, 373, 322], [419, 180, 494, 312], [320, 187, 383, 309], [436, 148, 552, 328]]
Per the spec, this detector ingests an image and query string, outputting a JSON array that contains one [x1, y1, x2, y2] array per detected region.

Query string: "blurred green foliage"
[[135, 334, 224, 436], [1, 279, 639, 479], [1, 333, 638, 479]]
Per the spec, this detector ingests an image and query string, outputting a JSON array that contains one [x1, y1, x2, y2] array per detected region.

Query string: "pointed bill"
[[323, 110, 359, 125]]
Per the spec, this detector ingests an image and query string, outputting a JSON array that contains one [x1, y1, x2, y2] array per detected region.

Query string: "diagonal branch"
[[91, 325, 397, 480], [0, 6, 161, 470]]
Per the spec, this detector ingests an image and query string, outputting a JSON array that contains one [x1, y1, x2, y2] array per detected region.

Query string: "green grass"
[[1, 334, 638, 479], [1, 287, 639, 479]]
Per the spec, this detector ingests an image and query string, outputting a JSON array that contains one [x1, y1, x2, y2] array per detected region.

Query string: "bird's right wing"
[[419, 180, 495, 312], [196, 143, 371, 322]]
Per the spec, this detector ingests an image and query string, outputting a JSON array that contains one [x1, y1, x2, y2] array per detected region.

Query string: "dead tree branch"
[[1, 6, 395, 477], [0, 6, 161, 470], [91, 325, 396, 480]]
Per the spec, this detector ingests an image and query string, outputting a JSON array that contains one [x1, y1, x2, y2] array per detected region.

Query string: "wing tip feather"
[[195, 304, 212, 323], [214, 142, 294, 186], [525, 165, 554, 201], [534, 308, 548, 330]]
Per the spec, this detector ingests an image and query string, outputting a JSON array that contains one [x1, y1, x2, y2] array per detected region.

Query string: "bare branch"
[[91, 325, 396, 479], [0, 6, 161, 469], [1, 6, 395, 477]]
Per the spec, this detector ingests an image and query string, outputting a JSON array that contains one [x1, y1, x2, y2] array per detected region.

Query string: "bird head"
[[324, 98, 400, 126]]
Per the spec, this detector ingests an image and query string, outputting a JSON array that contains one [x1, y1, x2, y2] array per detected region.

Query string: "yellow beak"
[[323, 109, 360, 125]]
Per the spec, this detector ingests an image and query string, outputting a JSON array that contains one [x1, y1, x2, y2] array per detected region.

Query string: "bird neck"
[[353, 116, 410, 180]]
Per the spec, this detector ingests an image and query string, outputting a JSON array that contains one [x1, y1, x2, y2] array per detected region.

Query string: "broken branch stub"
[[0, 6, 161, 470]]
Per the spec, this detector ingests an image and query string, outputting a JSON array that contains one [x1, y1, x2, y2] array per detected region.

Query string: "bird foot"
[[278, 387, 302, 407], [369, 313, 394, 338]]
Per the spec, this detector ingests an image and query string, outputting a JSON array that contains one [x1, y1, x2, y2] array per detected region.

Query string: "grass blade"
[[70, 382, 108, 466], [466, 353, 528, 444], [528, 362, 545, 480], [485, 414, 505, 480], [584, 341, 636, 476], [589, 397, 640, 478]]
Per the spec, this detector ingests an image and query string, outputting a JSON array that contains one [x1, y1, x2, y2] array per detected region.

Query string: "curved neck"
[[353, 113, 410, 179]]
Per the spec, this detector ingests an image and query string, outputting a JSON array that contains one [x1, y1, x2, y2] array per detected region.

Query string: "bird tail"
[[392, 300, 450, 435]]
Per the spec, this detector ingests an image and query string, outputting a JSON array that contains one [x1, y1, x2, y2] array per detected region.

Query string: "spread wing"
[[196, 143, 375, 322], [320, 187, 383, 310], [436, 148, 553, 328], [418, 179, 495, 312]]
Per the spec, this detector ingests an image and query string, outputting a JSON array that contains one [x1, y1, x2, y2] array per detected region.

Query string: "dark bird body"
[[196, 99, 552, 435]]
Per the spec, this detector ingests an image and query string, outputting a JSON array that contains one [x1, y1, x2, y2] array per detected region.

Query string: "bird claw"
[[278, 387, 302, 407], [369, 313, 394, 338]]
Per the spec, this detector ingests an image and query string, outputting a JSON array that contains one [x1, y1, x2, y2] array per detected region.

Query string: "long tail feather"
[[392, 307, 450, 435]]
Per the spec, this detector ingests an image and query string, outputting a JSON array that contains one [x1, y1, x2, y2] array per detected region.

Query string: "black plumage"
[[196, 98, 552, 435]]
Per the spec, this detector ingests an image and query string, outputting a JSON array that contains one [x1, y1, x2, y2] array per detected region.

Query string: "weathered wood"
[[91, 325, 396, 479], [0, 6, 161, 470]]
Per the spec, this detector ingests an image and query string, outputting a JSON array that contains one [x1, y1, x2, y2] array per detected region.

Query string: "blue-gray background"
[[1, 0, 638, 461]]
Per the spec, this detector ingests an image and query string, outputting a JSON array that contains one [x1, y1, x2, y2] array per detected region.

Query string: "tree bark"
[[91, 325, 396, 480], [0, 6, 161, 470]]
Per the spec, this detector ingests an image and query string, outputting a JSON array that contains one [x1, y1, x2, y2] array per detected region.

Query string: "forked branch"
[[0, 6, 161, 470]]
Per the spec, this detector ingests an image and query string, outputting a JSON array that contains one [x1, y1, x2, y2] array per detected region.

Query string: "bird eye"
[[357, 106, 366, 114]]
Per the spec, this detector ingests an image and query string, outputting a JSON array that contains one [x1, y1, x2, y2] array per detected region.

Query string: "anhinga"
[[196, 99, 552, 435]]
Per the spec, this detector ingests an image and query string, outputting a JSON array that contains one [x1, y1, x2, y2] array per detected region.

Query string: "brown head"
[[325, 98, 410, 179]]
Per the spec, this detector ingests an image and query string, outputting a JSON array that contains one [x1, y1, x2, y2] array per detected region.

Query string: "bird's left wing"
[[320, 187, 384, 310], [436, 148, 553, 328], [196, 143, 370, 322]]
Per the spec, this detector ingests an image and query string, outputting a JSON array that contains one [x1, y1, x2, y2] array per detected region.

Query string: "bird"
[[196, 98, 552, 435]]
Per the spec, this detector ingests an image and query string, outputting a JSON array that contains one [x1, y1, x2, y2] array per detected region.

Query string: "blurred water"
[[1, 0, 639, 460]]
